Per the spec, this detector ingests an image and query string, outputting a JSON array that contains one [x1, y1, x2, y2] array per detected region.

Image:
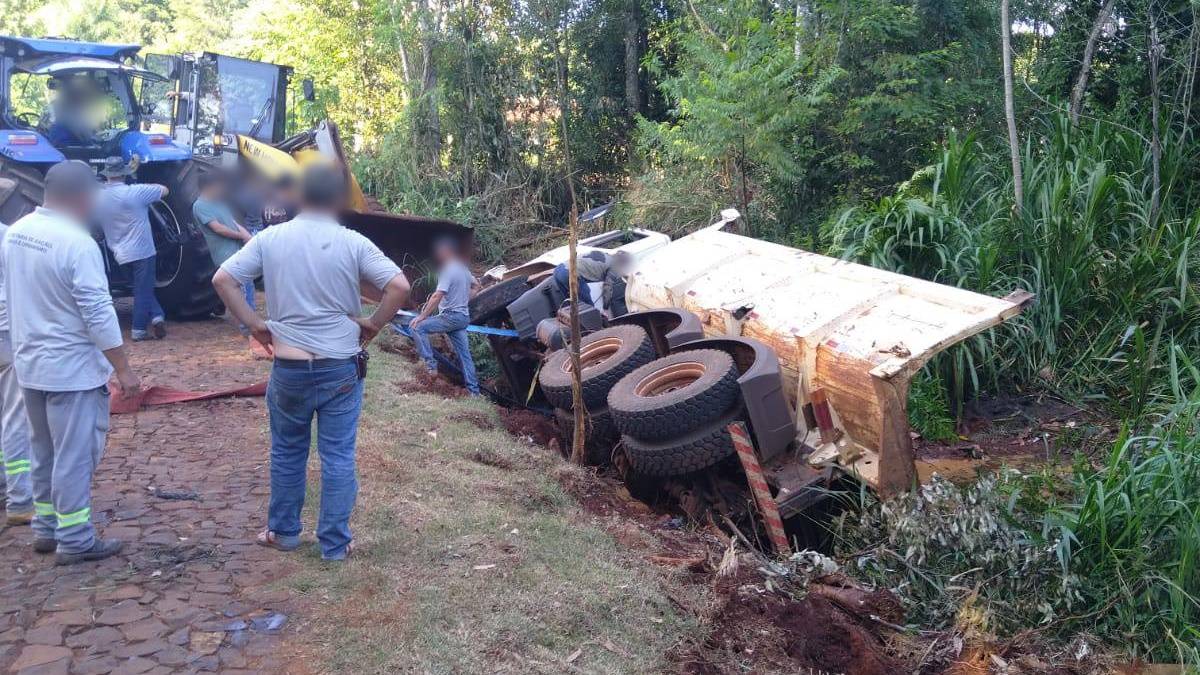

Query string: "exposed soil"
[[497, 407, 559, 446], [916, 393, 1108, 462], [0, 309, 292, 674], [399, 368, 469, 398], [448, 410, 497, 430]]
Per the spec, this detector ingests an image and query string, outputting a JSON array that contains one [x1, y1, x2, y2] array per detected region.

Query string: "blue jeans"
[[127, 256, 165, 332], [410, 312, 479, 395], [266, 359, 363, 560]]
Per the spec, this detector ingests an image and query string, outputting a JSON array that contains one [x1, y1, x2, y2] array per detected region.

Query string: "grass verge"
[[276, 342, 705, 673]]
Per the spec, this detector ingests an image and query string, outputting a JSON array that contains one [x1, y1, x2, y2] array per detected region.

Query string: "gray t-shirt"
[[96, 183, 163, 265], [220, 213, 403, 359], [435, 259, 475, 317]]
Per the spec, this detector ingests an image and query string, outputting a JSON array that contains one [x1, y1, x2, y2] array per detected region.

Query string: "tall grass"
[[828, 117, 1200, 415]]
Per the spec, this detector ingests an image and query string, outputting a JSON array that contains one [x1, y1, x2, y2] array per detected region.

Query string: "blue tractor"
[[0, 36, 227, 318]]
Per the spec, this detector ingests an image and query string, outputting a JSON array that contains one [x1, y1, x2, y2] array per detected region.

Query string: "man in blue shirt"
[[408, 237, 480, 395], [96, 157, 168, 341]]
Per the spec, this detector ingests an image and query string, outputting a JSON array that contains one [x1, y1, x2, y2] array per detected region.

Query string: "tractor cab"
[[138, 52, 299, 162]]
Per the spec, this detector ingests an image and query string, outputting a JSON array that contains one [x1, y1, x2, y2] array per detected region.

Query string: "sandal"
[[256, 530, 300, 552]]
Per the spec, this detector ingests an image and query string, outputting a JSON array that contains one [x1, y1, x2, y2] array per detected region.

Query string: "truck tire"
[[145, 161, 222, 319], [539, 324, 654, 410], [608, 350, 740, 441], [622, 403, 745, 477], [554, 406, 619, 465], [0, 161, 42, 225], [470, 276, 530, 324]]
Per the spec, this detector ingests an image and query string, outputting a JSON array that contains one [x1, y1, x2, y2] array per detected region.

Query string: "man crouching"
[[4, 160, 142, 564], [212, 163, 409, 561]]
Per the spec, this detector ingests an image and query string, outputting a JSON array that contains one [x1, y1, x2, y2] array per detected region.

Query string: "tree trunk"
[[624, 0, 641, 118], [418, 0, 441, 164], [1069, 0, 1117, 125], [1001, 0, 1024, 213]]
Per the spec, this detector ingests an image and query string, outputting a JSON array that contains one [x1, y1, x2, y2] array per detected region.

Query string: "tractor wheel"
[[607, 349, 741, 441], [621, 403, 745, 477], [470, 276, 530, 325], [538, 324, 654, 410], [145, 161, 222, 319], [0, 161, 43, 226]]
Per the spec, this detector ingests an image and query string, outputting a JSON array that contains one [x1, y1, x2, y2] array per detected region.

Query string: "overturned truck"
[[475, 211, 1031, 521]]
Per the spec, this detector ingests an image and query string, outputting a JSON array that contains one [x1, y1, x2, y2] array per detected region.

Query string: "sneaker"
[[32, 538, 56, 554], [151, 317, 167, 340], [5, 509, 33, 526], [55, 539, 123, 566], [131, 330, 154, 342]]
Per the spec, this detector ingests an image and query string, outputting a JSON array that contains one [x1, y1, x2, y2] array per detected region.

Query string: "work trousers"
[[127, 256, 165, 333], [0, 332, 31, 512], [266, 358, 363, 560], [410, 312, 480, 395], [25, 386, 109, 554]]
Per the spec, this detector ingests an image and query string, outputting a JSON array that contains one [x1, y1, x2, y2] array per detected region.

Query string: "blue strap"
[[391, 310, 520, 338]]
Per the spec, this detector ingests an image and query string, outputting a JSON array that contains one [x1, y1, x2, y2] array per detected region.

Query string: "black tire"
[[470, 276, 530, 324], [554, 406, 619, 465], [0, 161, 42, 226], [608, 349, 740, 441], [539, 324, 654, 410], [622, 403, 746, 477], [144, 161, 222, 319]]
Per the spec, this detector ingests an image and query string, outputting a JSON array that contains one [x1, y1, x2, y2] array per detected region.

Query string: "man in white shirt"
[[0, 220, 32, 526], [95, 156, 169, 341], [214, 162, 409, 561], [4, 160, 142, 565]]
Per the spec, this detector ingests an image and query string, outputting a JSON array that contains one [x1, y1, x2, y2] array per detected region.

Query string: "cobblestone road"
[[0, 314, 292, 674]]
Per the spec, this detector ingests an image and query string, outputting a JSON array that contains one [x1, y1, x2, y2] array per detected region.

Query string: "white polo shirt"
[[4, 207, 123, 391]]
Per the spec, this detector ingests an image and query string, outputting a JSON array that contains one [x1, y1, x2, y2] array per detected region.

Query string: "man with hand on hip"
[[4, 160, 141, 565], [213, 163, 409, 561]]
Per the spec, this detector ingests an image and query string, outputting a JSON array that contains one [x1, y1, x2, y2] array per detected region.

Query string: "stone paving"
[[0, 315, 293, 674]]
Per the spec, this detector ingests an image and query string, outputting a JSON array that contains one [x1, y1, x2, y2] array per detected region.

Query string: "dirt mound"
[[675, 573, 901, 675], [498, 407, 558, 446], [400, 369, 469, 398], [450, 410, 497, 430]]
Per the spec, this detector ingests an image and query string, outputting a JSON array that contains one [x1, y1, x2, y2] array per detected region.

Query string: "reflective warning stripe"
[[4, 459, 30, 475], [34, 502, 54, 517], [55, 507, 90, 528]]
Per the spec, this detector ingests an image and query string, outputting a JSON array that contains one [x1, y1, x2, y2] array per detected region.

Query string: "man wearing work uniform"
[[96, 157, 169, 341], [0, 220, 32, 526], [4, 161, 142, 565], [213, 163, 410, 561], [407, 237, 481, 395]]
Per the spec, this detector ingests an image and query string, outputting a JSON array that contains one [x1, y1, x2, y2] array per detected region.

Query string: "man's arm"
[[355, 274, 412, 346], [214, 238, 269, 348], [409, 291, 443, 329], [204, 219, 251, 243], [70, 243, 141, 398]]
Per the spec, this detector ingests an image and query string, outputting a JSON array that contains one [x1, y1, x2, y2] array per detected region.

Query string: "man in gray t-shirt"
[[407, 236, 480, 395], [212, 163, 409, 562]]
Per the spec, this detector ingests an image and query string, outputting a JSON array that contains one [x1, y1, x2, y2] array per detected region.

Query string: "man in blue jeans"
[[96, 157, 169, 341], [212, 163, 409, 561], [408, 237, 480, 395]]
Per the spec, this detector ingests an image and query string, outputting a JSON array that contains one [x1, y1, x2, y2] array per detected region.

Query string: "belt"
[[272, 357, 355, 370]]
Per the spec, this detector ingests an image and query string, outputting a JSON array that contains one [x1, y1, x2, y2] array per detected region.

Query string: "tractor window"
[[6, 71, 129, 143], [138, 54, 178, 132], [194, 55, 280, 145]]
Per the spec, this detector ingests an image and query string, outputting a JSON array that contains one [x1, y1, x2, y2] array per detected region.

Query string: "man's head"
[[299, 163, 348, 213], [198, 171, 227, 199], [42, 160, 98, 223], [611, 250, 634, 275], [432, 235, 464, 266], [100, 156, 135, 183]]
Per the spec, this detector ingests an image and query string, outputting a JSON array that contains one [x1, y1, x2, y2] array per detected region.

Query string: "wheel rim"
[[149, 201, 185, 289], [634, 361, 706, 397], [561, 336, 623, 373]]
